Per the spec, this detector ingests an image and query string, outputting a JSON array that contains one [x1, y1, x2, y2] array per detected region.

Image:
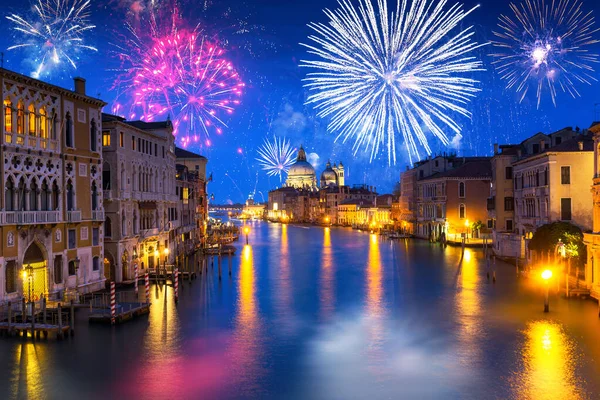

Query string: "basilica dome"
[[285, 146, 317, 190], [320, 161, 338, 187]]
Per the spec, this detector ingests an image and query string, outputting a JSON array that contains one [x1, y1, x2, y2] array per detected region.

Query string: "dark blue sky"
[[2, 0, 599, 204]]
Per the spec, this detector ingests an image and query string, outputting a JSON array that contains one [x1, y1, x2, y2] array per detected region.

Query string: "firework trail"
[[491, 0, 599, 108], [6, 0, 97, 79], [301, 0, 484, 165], [256, 136, 296, 181], [111, 4, 244, 149]]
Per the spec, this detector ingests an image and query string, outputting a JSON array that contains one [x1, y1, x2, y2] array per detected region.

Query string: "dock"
[[0, 299, 75, 339], [87, 291, 150, 325]]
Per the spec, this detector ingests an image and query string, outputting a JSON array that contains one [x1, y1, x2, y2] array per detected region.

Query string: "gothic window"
[[122, 215, 127, 237], [66, 180, 74, 210], [52, 181, 60, 210], [4, 99, 12, 133], [92, 256, 100, 271], [103, 162, 111, 190], [39, 107, 47, 139], [17, 101, 24, 135], [17, 177, 26, 211], [459, 203, 466, 219], [5, 261, 16, 294], [28, 103, 36, 135], [65, 112, 73, 147], [30, 179, 39, 211], [5, 177, 14, 211], [90, 118, 97, 152], [68, 259, 76, 276], [41, 180, 50, 211], [91, 182, 98, 210]]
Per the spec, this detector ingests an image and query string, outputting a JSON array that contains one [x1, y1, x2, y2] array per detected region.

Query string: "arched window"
[[103, 162, 111, 190], [50, 110, 57, 140], [30, 179, 39, 211], [65, 112, 73, 147], [17, 101, 24, 134], [39, 107, 47, 139], [105, 217, 112, 238], [92, 256, 100, 271], [17, 178, 25, 211], [120, 163, 125, 191], [90, 118, 97, 152], [133, 211, 138, 234], [52, 181, 60, 210], [5, 177, 14, 211], [4, 99, 13, 133], [28, 103, 36, 135], [66, 180, 74, 210], [91, 182, 98, 210], [5, 261, 16, 294], [459, 182, 465, 198], [122, 214, 127, 237], [459, 203, 466, 219], [68, 260, 76, 276], [41, 180, 50, 211]]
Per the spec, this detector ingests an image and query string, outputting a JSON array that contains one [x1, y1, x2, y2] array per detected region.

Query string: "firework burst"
[[491, 0, 600, 108], [301, 0, 484, 165], [6, 0, 97, 79], [112, 7, 244, 148], [256, 136, 296, 181]]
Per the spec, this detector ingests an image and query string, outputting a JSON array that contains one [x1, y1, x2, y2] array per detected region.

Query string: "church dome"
[[320, 160, 338, 187], [285, 145, 317, 189]]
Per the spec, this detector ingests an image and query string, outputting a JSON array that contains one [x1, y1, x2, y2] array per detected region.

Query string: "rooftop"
[[420, 159, 492, 181], [175, 147, 207, 160]]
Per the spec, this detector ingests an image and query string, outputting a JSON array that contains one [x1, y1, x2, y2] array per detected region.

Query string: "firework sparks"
[[256, 136, 296, 181], [301, 0, 484, 165], [6, 0, 97, 79], [112, 7, 244, 148], [491, 0, 600, 108]]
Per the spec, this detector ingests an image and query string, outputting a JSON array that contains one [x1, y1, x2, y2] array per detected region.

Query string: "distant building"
[[285, 146, 318, 190], [584, 122, 600, 298]]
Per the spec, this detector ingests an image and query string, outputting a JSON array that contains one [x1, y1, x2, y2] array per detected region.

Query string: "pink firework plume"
[[112, 5, 244, 148]]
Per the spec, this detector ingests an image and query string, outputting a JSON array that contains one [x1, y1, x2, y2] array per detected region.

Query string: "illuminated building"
[[583, 122, 600, 297], [0, 69, 106, 302]]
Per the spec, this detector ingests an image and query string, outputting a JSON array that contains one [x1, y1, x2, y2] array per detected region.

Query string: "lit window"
[[39, 107, 47, 138], [28, 103, 36, 135], [17, 101, 24, 134], [4, 99, 12, 133], [103, 131, 111, 146]]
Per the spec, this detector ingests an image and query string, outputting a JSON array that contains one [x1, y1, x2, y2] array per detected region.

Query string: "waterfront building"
[[584, 122, 600, 298], [242, 197, 266, 219], [415, 159, 492, 241], [174, 163, 203, 263], [397, 167, 417, 234], [101, 114, 178, 282], [1, 70, 107, 302], [174, 147, 209, 239], [512, 132, 593, 260]]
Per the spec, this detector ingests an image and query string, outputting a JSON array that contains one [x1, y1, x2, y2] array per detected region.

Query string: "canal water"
[[2, 221, 600, 399]]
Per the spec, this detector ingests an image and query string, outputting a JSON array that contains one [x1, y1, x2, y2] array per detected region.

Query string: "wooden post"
[[145, 273, 150, 304], [7, 301, 12, 336], [42, 297, 47, 325], [567, 258, 571, 298], [174, 268, 179, 304], [57, 303, 63, 339], [218, 255, 222, 281], [70, 300, 75, 336], [31, 301, 36, 339], [110, 281, 116, 325], [21, 297, 26, 323]]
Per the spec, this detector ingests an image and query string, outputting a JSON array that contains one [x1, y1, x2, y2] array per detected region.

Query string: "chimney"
[[578, 141, 583, 151], [74, 77, 86, 95], [493, 143, 498, 155], [540, 139, 545, 150], [517, 149, 522, 158]]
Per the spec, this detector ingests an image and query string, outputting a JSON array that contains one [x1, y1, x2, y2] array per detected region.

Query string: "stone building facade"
[[1, 70, 106, 302]]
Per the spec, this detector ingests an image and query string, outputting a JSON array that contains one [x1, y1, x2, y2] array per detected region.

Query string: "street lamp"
[[542, 269, 553, 312], [244, 226, 250, 245]]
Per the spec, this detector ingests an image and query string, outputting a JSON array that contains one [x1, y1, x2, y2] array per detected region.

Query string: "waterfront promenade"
[[1, 221, 600, 399]]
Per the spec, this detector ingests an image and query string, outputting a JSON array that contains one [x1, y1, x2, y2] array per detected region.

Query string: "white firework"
[[301, 0, 484, 165], [491, 0, 600, 108], [256, 136, 296, 181], [6, 0, 97, 79]]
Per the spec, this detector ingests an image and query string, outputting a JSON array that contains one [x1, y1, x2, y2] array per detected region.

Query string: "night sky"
[[1, 0, 599, 204]]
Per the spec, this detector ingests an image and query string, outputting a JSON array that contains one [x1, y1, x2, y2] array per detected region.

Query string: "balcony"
[[2, 210, 60, 225], [139, 227, 159, 237], [92, 209, 105, 221], [67, 210, 82, 223], [487, 197, 495, 211], [103, 190, 113, 201], [120, 190, 131, 199], [4, 133, 59, 152], [141, 192, 159, 201]]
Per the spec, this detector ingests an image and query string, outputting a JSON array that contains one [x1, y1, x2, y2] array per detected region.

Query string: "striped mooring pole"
[[134, 263, 139, 295], [145, 272, 150, 304], [110, 281, 116, 325], [174, 268, 179, 303]]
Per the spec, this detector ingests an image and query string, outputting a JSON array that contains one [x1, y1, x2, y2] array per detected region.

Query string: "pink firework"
[[113, 9, 244, 148]]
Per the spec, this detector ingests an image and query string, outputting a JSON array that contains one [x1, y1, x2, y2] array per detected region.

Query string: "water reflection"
[[275, 224, 293, 323], [455, 249, 482, 364], [365, 234, 384, 365], [513, 321, 583, 399], [145, 283, 181, 357], [11, 343, 46, 399], [320, 227, 334, 318], [232, 245, 263, 390]]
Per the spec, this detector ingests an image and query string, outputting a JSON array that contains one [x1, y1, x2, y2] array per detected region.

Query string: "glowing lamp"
[[541, 270, 553, 280], [154, 250, 159, 258], [164, 248, 170, 256], [244, 226, 250, 235]]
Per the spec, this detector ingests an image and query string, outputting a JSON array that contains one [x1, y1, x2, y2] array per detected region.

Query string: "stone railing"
[[2, 210, 61, 225], [92, 209, 105, 221], [67, 210, 82, 223]]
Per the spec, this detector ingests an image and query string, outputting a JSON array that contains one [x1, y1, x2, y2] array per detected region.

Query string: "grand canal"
[[2, 221, 600, 399]]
